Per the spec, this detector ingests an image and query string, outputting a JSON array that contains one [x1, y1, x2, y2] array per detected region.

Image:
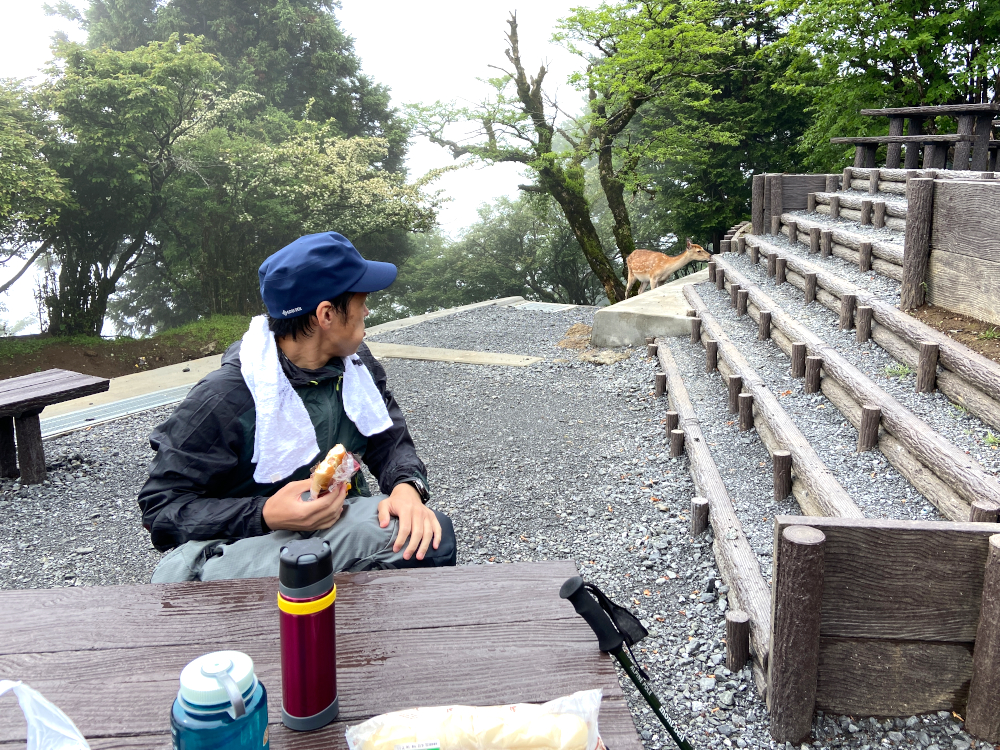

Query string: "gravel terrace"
[[722, 251, 1000, 476], [0, 304, 976, 749]]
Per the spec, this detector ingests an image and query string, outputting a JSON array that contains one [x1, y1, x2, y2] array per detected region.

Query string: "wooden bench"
[[857, 104, 1000, 170], [0, 368, 109, 483], [0, 561, 644, 749], [830, 134, 974, 169]]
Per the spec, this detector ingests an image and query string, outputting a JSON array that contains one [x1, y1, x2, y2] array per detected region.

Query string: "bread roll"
[[310, 444, 347, 498]]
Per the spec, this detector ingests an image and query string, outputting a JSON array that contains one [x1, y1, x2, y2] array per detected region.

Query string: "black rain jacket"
[[138, 341, 428, 551]]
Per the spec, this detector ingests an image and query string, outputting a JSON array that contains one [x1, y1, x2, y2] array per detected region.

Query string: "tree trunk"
[[598, 134, 636, 267]]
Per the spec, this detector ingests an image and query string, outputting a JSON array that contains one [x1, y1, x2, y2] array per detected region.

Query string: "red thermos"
[[278, 538, 339, 731]]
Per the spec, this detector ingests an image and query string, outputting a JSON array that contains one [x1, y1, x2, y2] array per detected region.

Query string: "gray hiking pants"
[[150, 493, 456, 583]]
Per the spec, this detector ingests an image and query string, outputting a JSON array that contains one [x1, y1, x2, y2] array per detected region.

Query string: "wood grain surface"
[[930, 180, 1000, 263], [926, 251, 1000, 327], [0, 561, 644, 749], [780, 175, 828, 211], [774, 516, 1000, 641], [815, 637, 973, 716], [0, 369, 109, 416], [860, 104, 1000, 116]]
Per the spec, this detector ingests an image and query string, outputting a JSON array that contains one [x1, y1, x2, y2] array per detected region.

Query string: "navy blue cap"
[[259, 232, 398, 319]]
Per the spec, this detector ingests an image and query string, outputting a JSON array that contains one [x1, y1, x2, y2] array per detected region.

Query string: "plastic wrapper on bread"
[[345, 689, 603, 750]]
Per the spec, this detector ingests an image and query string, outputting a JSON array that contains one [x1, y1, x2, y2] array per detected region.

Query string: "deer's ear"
[[686, 238, 692, 249]]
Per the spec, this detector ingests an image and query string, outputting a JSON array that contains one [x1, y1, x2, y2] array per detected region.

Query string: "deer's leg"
[[626, 268, 635, 298]]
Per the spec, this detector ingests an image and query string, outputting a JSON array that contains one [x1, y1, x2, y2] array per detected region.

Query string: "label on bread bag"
[[394, 742, 440, 750]]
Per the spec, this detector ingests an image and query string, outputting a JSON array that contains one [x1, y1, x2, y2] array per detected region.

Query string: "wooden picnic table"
[[857, 103, 1000, 170], [0, 561, 646, 750], [0, 368, 109, 484]]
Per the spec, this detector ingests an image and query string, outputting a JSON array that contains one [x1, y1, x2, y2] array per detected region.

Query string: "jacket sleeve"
[[357, 344, 429, 498], [137, 379, 269, 551]]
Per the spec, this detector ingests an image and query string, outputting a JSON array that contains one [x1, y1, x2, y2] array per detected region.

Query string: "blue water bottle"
[[170, 651, 270, 749]]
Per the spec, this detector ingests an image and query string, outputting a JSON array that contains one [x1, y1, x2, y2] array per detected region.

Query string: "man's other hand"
[[378, 483, 442, 561], [263, 479, 347, 531]]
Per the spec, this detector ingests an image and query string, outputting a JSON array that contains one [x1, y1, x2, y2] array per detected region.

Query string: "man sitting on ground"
[[138, 232, 455, 582]]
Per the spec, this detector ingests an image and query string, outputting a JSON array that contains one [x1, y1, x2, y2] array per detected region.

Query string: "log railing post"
[[737, 289, 749, 317], [759, 311, 772, 340], [647, 343, 658, 358], [829, 195, 840, 219], [775, 258, 787, 285], [856, 306, 873, 343], [861, 199, 872, 226], [805, 356, 823, 393], [873, 201, 886, 229], [726, 610, 751, 672], [705, 340, 718, 372], [730, 282, 741, 308], [728, 375, 743, 414], [773, 450, 792, 501], [825, 174, 839, 192], [965, 534, 1000, 742], [670, 429, 685, 457], [842, 167, 852, 190], [708, 260, 717, 283], [752, 174, 766, 234], [770, 174, 783, 231], [869, 169, 880, 195], [14, 411, 45, 484], [690, 497, 709, 536], [807, 193, 816, 212], [787, 220, 798, 245], [655, 372, 666, 398], [857, 405, 881, 452], [901, 178, 935, 309], [859, 241, 872, 273], [665, 411, 679, 434], [721, 239, 732, 254], [767, 253, 777, 278], [805, 273, 817, 304], [820, 230, 832, 258], [917, 342, 940, 393], [970, 499, 1000, 523], [791, 343, 806, 378], [690, 317, 702, 345], [716, 267, 726, 291], [768, 525, 826, 744], [737, 236, 746, 254], [739, 392, 754, 431], [839, 294, 856, 330], [770, 215, 782, 235], [750, 243, 759, 265]]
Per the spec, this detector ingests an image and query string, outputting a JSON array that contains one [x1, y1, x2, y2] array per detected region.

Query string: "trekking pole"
[[560, 576, 694, 750]]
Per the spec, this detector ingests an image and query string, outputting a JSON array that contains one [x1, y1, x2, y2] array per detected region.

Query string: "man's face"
[[327, 292, 369, 357]]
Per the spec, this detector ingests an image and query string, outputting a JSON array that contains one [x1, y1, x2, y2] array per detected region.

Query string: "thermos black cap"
[[279, 538, 334, 599]]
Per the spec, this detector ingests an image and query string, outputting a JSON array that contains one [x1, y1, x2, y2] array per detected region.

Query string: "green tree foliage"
[[777, 0, 1000, 169], [642, 0, 814, 251], [413, 2, 734, 304]]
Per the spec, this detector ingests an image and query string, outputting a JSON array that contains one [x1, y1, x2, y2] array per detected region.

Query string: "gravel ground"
[[722, 252, 1000, 477], [0, 303, 979, 749], [755, 225, 903, 305]]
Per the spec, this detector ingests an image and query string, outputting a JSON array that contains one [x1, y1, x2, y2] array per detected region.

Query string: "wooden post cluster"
[[873, 201, 887, 229], [690, 317, 702, 345], [670, 429, 685, 457], [829, 195, 840, 219], [728, 375, 743, 414], [690, 497, 709, 536], [859, 241, 872, 273], [965, 534, 1000, 742], [809, 227, 820, 254], [805, 356, 823, 393], [856, 306, 873, 343], [739, 393, 754, 431], [805, 273, 817, 304], [901, 178, 935, 309], [655, 372, 667, 398], [706, 340, 718, 372], [773, 450, 792, 501], [716, 267, 726, 291], [726, 610, 751, 672], [708, 261, 717, 283], [791, 343, 806, 378], [759, 311, 772, 341], [917, 342, 940, 393], [737, 290, 749, 317], [666, 411, 679, 434], [768, 525, 826, 744], [820, 230, 832, 258], [839, 294, 856, 330], [775, 258, 787, 285], [857, 404, 882, 452]]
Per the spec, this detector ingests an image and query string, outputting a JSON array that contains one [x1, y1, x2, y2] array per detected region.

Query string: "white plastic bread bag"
[[0, 680, 90, 749], [346, 689, 603, 750]]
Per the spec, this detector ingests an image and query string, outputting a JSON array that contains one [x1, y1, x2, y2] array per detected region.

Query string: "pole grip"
[[559, 576, 624, 653]]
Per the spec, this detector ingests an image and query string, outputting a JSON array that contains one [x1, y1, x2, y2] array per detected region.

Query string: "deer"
[[625, 238, 712, 297]]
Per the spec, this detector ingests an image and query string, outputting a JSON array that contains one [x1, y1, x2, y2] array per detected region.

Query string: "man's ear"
[[313, 300, 335, 331]]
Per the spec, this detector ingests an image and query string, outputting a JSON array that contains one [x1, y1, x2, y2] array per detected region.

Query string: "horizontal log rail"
[[656, 344, 772, 696], [776, 219, 903, 283], [744, 234, 1000, 431], [715, 256, 1000, 513], [784, 214, 903, 265], [683, 286, 865, 520]]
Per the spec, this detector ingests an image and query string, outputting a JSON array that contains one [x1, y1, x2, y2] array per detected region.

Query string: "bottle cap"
[[178, 651, 255, 708], [279, 538, 334, 598]]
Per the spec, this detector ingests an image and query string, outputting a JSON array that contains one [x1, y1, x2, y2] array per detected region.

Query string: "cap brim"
[[348, 259, 397, 294]]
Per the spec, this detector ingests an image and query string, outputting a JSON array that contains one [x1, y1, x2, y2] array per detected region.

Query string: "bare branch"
[[517, 184, 546, 193], [0, 241, 51, 296]]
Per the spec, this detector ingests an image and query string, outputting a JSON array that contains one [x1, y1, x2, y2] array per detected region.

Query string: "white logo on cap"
[[281, 307, 303, 316]]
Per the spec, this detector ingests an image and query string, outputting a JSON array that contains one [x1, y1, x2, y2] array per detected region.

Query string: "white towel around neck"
[[240, 316, 392, 484]]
